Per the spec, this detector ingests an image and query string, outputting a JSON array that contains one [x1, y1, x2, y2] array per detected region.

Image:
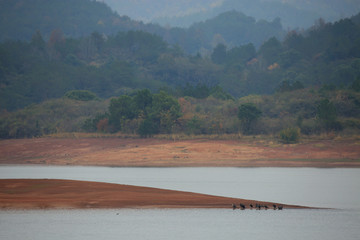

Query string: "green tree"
[[279, 49, 302, 68], [210, 85, 234, 100], [138, 118, 158, 138], [151, 91, 181, 133], [133, 89, 153, 115], [91, 31, 105, 51], [316, 99, 342, 131], [351, 76, 360, 92], [182, 83, 210, 99], [211, 43, 227, 64], [237, 103, 262, 135], [108, 95, 136, 131], [185, 116, 203, 135], [226, 43, 256, 65], [82, 113, 109, 132], [276, 80, 304, 93], [258, 37, 282, 65]]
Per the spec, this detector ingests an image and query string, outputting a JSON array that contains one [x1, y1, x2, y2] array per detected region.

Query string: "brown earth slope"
[[0, 179, 307, 209], [0, 138, 360, 167]]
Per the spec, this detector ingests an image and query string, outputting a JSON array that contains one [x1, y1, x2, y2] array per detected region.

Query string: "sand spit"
[[0, 179, 309, 210]]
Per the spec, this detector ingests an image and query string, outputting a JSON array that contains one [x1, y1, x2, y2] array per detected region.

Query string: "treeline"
[[2, 86, 360, 139], [73, 85, 360, 137]]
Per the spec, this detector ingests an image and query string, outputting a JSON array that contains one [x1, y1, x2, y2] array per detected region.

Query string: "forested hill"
[[0, 0, 284, 53], [0, 0, 162, 41], [165, 11, 284, 54], [1, 12, 360, 138], [1, 13, 360, 112]]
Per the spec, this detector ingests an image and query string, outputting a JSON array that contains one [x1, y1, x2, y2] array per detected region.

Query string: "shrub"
[[64, 90, 98, 101], [279, 127, 300, 143]]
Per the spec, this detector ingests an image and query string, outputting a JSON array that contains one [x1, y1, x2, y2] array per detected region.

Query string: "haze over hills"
[[0, 0, 285, 53], [3, 0, 358, 55], [102, 0, 224, 22], [102, 0, 360, 29], [170, 10, 284, 54], [0, 0, 163, 41]]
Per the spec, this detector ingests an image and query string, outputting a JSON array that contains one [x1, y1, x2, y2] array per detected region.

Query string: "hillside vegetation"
[[1, 13, 359, 111], [1, 86, 360, 139], [1, 1, 360, 140]]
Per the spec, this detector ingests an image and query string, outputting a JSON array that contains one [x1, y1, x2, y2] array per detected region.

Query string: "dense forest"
[[1, 13, 360, 110], [1, 0, 360, 139]]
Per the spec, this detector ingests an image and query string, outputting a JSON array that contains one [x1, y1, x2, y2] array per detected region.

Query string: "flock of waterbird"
[[232, 203, 283, 210]]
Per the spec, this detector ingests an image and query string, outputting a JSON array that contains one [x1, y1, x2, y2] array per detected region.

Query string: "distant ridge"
[[0, 0, 162, 41], [0, 1, 285, 53], [110, 0, 360, 29]]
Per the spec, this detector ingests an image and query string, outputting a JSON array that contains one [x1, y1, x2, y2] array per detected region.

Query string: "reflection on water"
[[1, 208, 360, 240], [0, 166, 360, 209]]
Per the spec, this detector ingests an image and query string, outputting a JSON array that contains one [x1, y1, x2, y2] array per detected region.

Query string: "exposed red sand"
[[0, 137, 360, 167], [0, 179, 307, 209]]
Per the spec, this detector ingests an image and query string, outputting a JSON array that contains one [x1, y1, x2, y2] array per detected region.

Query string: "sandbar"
[[0, 179, 308, 210]]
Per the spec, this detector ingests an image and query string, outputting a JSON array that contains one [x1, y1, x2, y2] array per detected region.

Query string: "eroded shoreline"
[[1, 138, 360, 167]]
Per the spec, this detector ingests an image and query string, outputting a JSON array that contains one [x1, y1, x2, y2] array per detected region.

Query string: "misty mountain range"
[[2, 0, 359, 52], [0, 0, 283, 54], [103, 0, 360, 29]]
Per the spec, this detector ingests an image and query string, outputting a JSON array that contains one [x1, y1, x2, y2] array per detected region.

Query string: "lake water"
[[1, 208, 360, 240], [1, 166, 360, 239]]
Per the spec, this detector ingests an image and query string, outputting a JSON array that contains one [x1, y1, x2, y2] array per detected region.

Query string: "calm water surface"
[[1, 166, 360, 239], [1, 209, 360, 240]]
